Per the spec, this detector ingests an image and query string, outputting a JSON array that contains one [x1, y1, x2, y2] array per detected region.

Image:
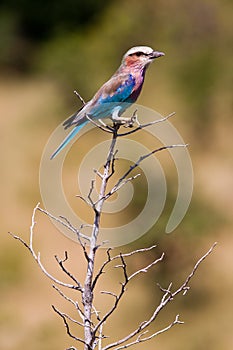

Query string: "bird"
[[51, 46, 164, 159]]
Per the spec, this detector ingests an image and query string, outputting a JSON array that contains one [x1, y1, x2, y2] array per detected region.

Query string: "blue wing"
[[51, 73, 135, 159], [81, 73, 136, 120], [97, 73, 135, 104], [65, 73, 136, 126]]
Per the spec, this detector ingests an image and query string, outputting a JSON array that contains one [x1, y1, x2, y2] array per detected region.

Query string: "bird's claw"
[[124, 113, 138, 128], [124, 119, 134, 128]]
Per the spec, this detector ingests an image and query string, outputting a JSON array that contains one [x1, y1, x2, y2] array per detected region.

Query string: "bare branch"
[[92, 304, 101, 322], [9, 204, 82, 291], [92, 245, 157, 291], [128, 253, 164, 281], [93, 249, 164, 339], [52, 284, 85, 322], [138, 314, 184, 342], [117, 112, 176, 137], [114, 245, 157, 259], [60, 308, 84, 328], [93, 277, 126, 337], [92, 248, 112, 291], [96, 144, 187, 207], [81, 125, 120, 349], [95, 140, 186, 211], [100, 291, 118, 300], [37, 252, 82, 291], [86, 114, 113, 134], [97, 173, 141, 204], [54, 251, 83, 289], [9, 231, 33, 252], [106, 149, 118, 182], [53, 284, 77, 307], [119, 253, 128, 283], [94, 168, 104, 179], [75, 194, 92, 207], [29, 202, 40, 252], [126, 144, 188, 178], [113, 314, 183, 350], [73, 90, 86, 105], [38, 206, 90, 242], [52, 305, 86, 344], [9, 101, 216, 350], [103, 243, 216, 350], [87, 179, 96, 208], [172, 242, 218, 298], [157, 282, 173, 302]]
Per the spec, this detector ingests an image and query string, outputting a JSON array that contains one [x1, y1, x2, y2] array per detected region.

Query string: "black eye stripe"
[[129, 51, 149, 57]]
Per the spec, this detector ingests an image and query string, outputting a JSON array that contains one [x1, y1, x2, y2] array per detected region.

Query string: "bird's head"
[[122, 46, 165, 70]]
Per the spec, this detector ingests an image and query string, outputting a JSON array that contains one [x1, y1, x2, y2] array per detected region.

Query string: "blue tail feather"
[[50, 122, 87, 159]]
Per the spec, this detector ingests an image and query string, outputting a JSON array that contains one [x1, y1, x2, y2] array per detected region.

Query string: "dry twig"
[[9, 101, 216, 349]]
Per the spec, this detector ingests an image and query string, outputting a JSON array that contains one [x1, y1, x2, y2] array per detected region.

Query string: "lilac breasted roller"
[[51, 46, 164, 159]]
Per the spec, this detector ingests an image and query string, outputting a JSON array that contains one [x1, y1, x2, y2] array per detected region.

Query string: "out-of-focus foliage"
[[0, 0, 114, 70], [0, 0, 111, 40]]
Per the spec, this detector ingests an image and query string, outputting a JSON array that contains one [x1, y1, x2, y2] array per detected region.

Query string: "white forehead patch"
[[124, 46, 154, 58]]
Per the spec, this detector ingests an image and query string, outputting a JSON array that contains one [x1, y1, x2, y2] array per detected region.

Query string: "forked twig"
[[102, 242, 217, 350], [9, 204, 83, 292], [117, 111, 176, 137], [52, 305, 86, 344], [9, 98, 216, 349], [38, 206, 90, 242]]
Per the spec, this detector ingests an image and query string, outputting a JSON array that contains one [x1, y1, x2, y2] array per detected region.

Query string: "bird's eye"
[[135, 52, 144, 57], [128, 51, 145, 57]]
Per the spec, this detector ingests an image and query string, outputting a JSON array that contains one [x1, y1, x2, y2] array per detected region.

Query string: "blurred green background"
[[1, 0, 233, 349]]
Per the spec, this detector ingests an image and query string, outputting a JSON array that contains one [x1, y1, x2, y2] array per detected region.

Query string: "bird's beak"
[[150, 51, 165, 59]]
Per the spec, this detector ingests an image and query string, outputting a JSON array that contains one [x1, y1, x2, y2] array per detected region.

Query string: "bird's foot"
[[124, 110, 138, 128], [112, 109, 139, 128], [124, 118, 135, 128]]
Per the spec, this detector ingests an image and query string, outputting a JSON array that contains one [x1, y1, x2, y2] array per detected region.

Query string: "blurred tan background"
[[0, 0, 233, 349]]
